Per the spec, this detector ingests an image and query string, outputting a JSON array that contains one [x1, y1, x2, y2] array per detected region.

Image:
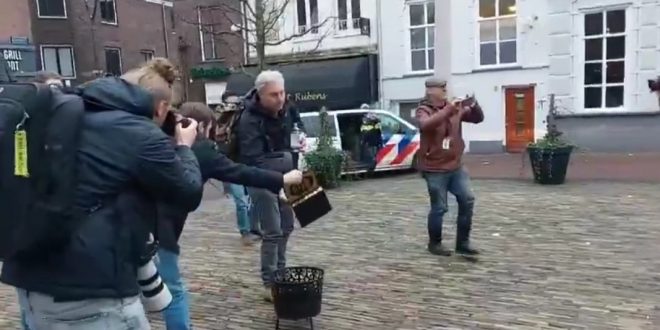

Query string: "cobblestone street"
[[1, 176, 659, 329]]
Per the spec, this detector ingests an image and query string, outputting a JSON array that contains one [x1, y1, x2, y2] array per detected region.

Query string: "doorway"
[[504, 86, 535, 153]]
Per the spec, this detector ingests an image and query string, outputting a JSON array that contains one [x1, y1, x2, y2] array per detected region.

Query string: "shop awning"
[[226, 54, 378, 112]]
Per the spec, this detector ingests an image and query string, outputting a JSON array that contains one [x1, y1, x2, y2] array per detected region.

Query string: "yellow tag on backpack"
[[14, 130, 29, 177]]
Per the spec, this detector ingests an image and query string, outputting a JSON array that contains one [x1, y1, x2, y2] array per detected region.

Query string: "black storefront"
[[226, 54, 379, 112]]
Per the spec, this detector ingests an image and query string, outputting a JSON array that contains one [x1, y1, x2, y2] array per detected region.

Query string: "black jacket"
[[1, 77, 203, 301], [157, 137, 284, 254], [236, 89, 296, 171]]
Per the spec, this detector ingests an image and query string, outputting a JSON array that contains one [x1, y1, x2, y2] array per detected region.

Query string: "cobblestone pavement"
[[1, 176, 660, 329]]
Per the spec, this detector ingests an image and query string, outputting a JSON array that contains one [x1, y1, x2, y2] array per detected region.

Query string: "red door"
[[505, 87, 535, 153]]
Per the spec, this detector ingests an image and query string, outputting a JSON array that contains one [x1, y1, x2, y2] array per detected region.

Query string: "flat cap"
[[425, 77, 447, 88]]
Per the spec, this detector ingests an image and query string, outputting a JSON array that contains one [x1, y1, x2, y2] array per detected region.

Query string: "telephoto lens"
[[137, 234, 172, 313]]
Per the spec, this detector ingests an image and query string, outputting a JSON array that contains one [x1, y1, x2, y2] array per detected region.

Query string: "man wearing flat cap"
[[415, 77, 484, 257]]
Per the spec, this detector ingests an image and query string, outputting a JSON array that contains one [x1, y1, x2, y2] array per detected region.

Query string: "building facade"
[[1, 0, 189, 95], [0, 0, 37, 81], [548, 0, 660, 152], [218, 0, 380, 112], [380, 0, 659, 153]]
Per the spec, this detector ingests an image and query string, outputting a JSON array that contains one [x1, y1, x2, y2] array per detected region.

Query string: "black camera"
[[648, 78, 660, 92], [162, 111, 192, 136]]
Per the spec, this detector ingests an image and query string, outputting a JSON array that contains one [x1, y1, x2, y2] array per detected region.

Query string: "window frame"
[[39, 44, 76, 79], [405, 0, 435, 73], [36, 0, 67, 19], [300, 114, 338, 138], [475, 0, 518, 68], [295, 0, 320, 35], [141, 50, 155, 62], [99, 0, 118, 25], [197, 6, 222, 62], [580, 8, 627, 112], [375, 112, 415, 136], [336, 0, 362, 31], [104, 47, 123, 76]]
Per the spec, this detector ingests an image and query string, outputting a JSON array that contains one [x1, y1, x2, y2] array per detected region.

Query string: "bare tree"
[[82, 0, 102, 76], [182, 0, 334, 72]]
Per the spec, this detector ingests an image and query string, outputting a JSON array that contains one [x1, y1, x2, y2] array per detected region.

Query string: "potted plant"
[[527, 94, 575, 185], [303, 109, 344, 188]]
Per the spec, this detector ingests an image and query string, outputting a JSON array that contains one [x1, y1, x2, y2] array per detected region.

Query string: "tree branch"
[[265, 15, 335, 46]]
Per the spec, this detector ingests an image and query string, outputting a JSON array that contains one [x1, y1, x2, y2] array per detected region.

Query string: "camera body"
[[137, 235, 172, 313]]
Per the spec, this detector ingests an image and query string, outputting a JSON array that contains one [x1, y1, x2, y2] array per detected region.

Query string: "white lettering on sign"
[[3, 49, 24, 72], [3, 49, 23, 61]]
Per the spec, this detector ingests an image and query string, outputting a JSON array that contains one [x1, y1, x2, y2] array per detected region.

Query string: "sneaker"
[[427, 243, 452, 256], [261, 286, 273, 303]]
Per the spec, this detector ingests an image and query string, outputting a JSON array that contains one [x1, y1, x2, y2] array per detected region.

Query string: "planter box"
[[527, 146, 574, 185]]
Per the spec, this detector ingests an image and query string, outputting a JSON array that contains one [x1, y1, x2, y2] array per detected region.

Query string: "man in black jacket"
[[236, 70, 299, 301], [2, 61, 203, 330], [155, 102, 302, 330]]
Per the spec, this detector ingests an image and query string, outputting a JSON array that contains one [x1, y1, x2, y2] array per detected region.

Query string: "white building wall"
[[548, 0, 660, 115], [380, 0, 550, 151], [379, 1, 435, 118], [246, 0, 378, 58]]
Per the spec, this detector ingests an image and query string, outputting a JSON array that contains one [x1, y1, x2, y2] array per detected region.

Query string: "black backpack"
[[0, 82, 85, 261]]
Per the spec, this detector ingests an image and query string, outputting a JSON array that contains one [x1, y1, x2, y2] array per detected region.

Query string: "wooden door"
[[505, 87, 535, 153]]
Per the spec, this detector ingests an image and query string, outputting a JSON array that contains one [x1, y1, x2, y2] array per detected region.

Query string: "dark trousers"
[[422, 167, 476, 245]]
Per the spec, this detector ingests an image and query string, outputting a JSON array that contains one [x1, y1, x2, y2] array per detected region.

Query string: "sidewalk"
[[464, 152, 660, 182]]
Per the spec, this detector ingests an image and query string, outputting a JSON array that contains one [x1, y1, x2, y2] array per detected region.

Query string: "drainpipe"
[[375, 0, 385, 109], [161, 1, 170, 57], [435, 0, 452, 93]]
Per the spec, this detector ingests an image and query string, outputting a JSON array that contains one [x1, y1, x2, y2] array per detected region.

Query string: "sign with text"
[[0, 45, 36, 76]]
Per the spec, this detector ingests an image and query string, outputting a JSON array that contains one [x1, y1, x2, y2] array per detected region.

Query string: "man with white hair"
[[235, 70, 296, 301]]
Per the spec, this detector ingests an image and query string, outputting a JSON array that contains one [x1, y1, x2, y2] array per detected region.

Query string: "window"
[[398, 102, 419, 125], [337, 0, 362, 30], [296, 0, 319, 34], [583, 9, 626, 109], [100, 0, 117, 24], [104, 48, 122, 76], [478, 0, 517, 66], [141, 50, 155, 62], [300, 115, 337, 138], [408, 1, 435, 72], [376, 113, 410, 135], [37, 0, 66, 18], [41, 46, 75, 78], [197, 7, 222, 61]]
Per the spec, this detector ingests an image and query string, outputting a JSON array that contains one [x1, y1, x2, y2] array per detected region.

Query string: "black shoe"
[[455, 242, 480, 256], [427, 243, 452, 256]]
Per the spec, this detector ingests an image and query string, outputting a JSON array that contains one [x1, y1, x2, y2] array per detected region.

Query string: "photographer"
[[2, 58, 203, 329], [155, 102, 302, 329]]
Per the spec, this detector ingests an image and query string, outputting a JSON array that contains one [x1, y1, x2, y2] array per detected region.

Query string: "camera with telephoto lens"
[[648, 77, 660, 92], [137, 233, 172, 313]]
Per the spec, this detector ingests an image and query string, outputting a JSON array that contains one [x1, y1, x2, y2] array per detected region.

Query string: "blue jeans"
[[157, 249, 191, 330], [228, 183, 250, 234], [423, 167, 475, 244], [17, 289, 149, 329], [247, 187, 295, 286]]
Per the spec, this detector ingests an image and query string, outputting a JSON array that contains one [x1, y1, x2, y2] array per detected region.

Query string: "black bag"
[[0, 83, 85, 260]]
